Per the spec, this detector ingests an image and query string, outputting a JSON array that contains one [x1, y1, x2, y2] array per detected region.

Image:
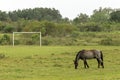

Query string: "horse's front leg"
[[101, 62, 104, 68], [83, 60, 86, 68], [83, 59, 89, 68], [85, 60, 89, 68]]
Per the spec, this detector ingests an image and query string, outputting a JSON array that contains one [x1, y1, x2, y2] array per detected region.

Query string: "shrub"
[[14, 40, 20, 45], [31, 34, 40, 44], [42, 36, 52, 45], [100, 38, 113, 45], [3, 26, 14, 33], [25, 39, 34, 45], [79, 22, 102, 32], [0, 34, 11, 45]]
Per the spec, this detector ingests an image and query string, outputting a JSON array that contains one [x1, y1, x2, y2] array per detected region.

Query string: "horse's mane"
[[75, 49, 85, 61]]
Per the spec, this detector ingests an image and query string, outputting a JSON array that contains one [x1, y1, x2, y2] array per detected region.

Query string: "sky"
[[0, 0, 120, 19]]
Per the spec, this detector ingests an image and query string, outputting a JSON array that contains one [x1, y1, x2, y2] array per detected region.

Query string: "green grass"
[[0, 46, 120, 80]]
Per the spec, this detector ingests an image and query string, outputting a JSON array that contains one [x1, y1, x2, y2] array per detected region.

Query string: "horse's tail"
[[100, 51, 103, 61]]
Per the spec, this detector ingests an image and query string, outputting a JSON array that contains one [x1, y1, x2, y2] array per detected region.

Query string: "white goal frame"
[[13, 32, 41, 46]]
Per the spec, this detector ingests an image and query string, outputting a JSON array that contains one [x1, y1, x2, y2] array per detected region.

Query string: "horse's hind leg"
[[97, 58, 104, 68], [100, 51, 104, 68], [97, 59, 100, 68], [99, 58, 104, 68]]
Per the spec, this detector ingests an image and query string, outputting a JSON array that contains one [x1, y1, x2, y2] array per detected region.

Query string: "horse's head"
[[73, 60, 78, 69]]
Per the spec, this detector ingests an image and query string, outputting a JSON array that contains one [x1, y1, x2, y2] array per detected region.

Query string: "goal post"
[[13, 32, 41, 46]]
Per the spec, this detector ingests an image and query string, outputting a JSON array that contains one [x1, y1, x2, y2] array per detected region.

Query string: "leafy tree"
[[61, 17, 70, 23], [0, 11, 8, 21], [0, 22, 5, 32], [8, 8, 62, 22], [14, 19, 28, 32], [73, 13, 89, 24], [56, 23, 77, 37], [110, 10, 120, 22], [90, 7, 113, 23], [23, 20, 41, 32], [0, 22, 15, 33], [40, 21, 56, 36], [8, 11, 19, 21]]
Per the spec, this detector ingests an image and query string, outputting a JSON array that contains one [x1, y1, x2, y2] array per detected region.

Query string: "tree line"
[[0, 7, 120, 36], [0, 8, 62, 21]]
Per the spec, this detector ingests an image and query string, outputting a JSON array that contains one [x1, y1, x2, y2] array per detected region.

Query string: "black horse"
[[74, 49, 104, 69]]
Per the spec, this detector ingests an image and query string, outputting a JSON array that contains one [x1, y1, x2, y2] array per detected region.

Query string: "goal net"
[[13, 32, 41, 46]]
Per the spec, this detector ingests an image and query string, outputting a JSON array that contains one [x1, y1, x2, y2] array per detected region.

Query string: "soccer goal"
[[13, 32, 41, 46]]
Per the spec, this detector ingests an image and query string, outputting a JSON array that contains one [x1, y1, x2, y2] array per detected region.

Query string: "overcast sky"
[[0, 0, 120, 19]]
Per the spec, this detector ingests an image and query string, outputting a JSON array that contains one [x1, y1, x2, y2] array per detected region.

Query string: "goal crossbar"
[[13, 32, 41, 46]]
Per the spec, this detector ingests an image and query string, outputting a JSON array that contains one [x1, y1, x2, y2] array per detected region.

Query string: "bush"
[[71, 31, 80, 38], [3, 26, 14, 33], [25, 39, 34, 45], [42, 36, 52, 45], [100, 38, 113, 45], [14, 34, 40, 45], [0, 34, 11, 45], [14, 40, 20, 45], [31, 34, 40, 44], [79, 22, 102, 32]]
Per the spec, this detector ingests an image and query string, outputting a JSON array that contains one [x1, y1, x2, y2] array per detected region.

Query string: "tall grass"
[[0, 32, 120, 46]]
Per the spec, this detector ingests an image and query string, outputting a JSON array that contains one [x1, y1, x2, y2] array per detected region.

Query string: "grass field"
[[0, 46, 120, 80]]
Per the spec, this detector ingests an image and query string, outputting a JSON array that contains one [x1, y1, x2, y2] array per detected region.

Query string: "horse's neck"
[[75, 53, 80, 62]]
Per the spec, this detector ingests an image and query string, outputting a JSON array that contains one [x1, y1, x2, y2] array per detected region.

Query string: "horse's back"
[[80, 49, 101, 59], [79, 50, 94, 59]]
